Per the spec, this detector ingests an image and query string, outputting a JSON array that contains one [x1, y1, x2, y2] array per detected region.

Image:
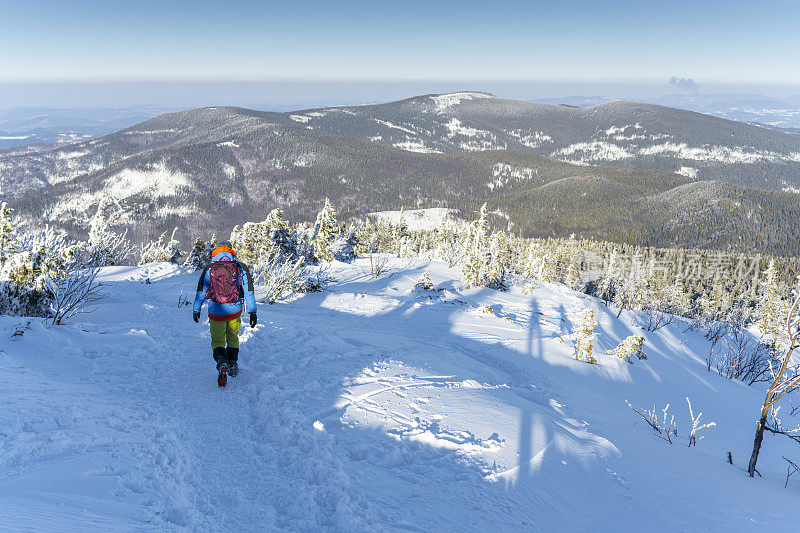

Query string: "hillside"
[[3, 259, 800, 530], [282, 92, 800, 190], [2, 94, 800, 255]]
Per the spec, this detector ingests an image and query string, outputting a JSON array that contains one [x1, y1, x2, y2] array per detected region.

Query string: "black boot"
[[227, 347, 239, 377], [213, 347, 227, 370]]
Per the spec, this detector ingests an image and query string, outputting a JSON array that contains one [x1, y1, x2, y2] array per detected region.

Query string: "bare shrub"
[[46, 263, 105, 325], [626, 401, 677, 443], [715, 327, 777, 385]]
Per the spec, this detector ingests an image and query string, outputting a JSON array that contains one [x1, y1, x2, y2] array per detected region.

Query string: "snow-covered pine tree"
[[597, 249, 619, 305], [259, 208, 289, 264], [312, 198, 338, 263], [569, 309, 597, 363], [524, 242, 542, 280], [0, 202, 17, 268], [664, 273, 690, 316], [488, 230, 513, 290], [230, 223, 259, 265], [333, 228, 359, 262], [563, 253, 580, 289], [608, 335, 646, 363], [537, 249, 557, 282], [183, 238, 209, 270], [756, 259, 783, 335], [393, 208, 409, 256], [461, 204, 491, 288]]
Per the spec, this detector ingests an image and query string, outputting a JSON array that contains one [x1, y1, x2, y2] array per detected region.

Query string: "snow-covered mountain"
[[3, 258, 800, 530], [3, 93, 800, 255], [282, 92, 800, 189]]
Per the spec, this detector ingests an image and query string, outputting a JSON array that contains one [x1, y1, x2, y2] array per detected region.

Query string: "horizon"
[[2, 1, 799, 109], [2, 79, 800, 112]]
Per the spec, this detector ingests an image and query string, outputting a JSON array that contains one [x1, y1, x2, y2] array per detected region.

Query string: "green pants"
[[210, 317, 241, 349]]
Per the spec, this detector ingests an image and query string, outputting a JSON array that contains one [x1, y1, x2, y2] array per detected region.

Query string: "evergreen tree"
[[462, 204, 491, 288], [183, 238, 209, 270], [598, 249, 618, 304], [0, 202, 17, 268], [333, 229, 359, 262], [756, 259, 783, 335], [313, 198, 338, 263], [569, 309, 597, 364]]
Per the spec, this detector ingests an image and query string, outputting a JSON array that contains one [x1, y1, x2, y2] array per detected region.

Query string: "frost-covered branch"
[[626, 400, 677, 444], [686, 397, 716, 447]]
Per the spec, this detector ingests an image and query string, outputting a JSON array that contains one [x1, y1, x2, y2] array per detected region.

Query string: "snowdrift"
[[2, 259, 800, 530]]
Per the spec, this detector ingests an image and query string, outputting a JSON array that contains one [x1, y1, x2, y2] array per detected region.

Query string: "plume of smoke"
[[669, 77, 700, 94]]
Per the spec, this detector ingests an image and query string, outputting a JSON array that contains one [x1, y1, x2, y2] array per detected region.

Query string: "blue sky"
[[1, 0, 798, 83]]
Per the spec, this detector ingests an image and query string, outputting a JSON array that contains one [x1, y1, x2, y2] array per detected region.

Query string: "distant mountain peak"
[[429, 92, 497, 112]]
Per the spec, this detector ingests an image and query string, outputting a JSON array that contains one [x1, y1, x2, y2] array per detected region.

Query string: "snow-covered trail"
[[4, 258, 800, 531]]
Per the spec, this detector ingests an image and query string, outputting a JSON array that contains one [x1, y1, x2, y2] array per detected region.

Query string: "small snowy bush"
[[568, 309, 597, 364], [608, 335, 646, 363], [414, 270, 434, 290]]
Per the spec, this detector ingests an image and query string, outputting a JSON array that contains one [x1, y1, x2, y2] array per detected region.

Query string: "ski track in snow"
[[4, 259, 800, 530]]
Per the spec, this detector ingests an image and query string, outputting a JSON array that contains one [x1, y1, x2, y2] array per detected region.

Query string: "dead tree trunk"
[[748, 414, 768, 476]]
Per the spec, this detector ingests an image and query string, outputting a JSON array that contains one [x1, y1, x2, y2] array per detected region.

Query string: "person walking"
[[192, 241, 257, 386]]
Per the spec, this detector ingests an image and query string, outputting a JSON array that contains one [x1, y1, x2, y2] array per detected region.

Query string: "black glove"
[[193, 311, 200, 323], [250, 312, 257, 328]]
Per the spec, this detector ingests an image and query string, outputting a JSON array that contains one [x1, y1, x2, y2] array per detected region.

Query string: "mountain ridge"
[[3, 92, 800, 255]]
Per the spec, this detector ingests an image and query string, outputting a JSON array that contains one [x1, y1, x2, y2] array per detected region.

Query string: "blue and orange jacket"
[[193, 246, 257, 321]]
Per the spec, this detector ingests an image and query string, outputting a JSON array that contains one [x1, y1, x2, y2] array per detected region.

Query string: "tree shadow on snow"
[[241, 282, 632, 531]]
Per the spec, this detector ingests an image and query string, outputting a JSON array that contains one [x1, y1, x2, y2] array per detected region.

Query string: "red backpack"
[[206, 260, 241, 304]]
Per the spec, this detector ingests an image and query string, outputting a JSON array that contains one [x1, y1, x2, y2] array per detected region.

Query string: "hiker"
[[192, 241, 257, 381]]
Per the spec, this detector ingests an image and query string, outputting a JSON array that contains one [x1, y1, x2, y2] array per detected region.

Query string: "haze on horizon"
[[1, 0, 799, 109]]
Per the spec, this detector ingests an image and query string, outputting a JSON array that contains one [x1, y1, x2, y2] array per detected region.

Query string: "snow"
[[392, 139, 442, 153], [444, 118, 486, 138], [489, 163, 539, 190], [106, 162, 192, 199], [292, 154, 314, 167], [122, 129, 178, 135], [553, 141, 635, 163], [430, 92, 495, 113], [368, 207, 466, 231], [372, 119, 416, 135], [443, 118, 507, 151], [4, 259, 800, 530], [677, 166, 699, 179], [57, 149, 90, 159], [554, 140, 800, 166], [290, 115, 312, 123], [505, 129, 553, 148]]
